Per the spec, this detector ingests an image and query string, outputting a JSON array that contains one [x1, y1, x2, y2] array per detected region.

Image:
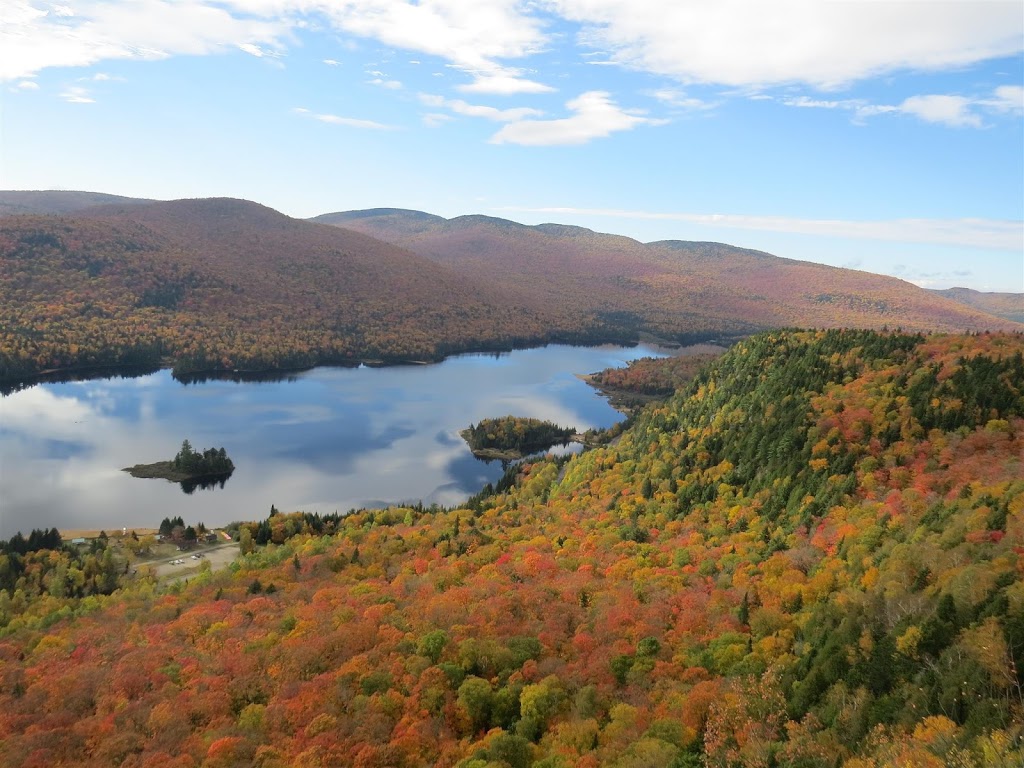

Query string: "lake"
[[0, 344, 676, 537]]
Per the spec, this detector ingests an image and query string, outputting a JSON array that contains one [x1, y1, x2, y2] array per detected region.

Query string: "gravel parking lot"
[[151, 542, 239, 581]]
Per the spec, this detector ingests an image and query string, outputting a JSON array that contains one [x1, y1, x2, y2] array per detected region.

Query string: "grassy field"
[[59, 528, 159, 539]]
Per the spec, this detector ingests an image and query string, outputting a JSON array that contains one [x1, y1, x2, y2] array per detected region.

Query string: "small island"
[[124, 439, 235, 486], [461, 416, 577, 460]]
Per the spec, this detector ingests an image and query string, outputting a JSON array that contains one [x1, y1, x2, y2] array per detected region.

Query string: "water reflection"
[[179, 473, 233, 495], [0, 366, 161, 397], [0, 344, 671, 536], [174, 370, 311, 386]]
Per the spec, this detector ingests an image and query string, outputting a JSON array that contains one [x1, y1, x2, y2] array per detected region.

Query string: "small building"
[[71, 537, 86, 545]]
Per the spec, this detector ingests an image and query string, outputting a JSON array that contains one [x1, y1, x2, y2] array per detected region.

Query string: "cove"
[[0, 344, 675, 537]]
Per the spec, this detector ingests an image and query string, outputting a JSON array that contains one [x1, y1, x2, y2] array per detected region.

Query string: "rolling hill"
[[933, 287, 1024, 324], [0, 198, 553, 383], [0, 190, 155, 216], [315, 208, 1019, 338], [0, 191, 1018, 387]]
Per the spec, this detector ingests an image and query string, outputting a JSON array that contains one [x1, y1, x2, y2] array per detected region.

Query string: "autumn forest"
[[1, 326, 1022, 767], [1, 195, 1019, 389]]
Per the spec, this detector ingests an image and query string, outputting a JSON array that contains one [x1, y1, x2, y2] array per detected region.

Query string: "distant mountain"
[[0, 198, 554, 383], [2, 193, 1018, 385], [0, 190, 155, 216], [932, 286, 1024, 324], [316, 208, 447, 238], [313, 208, 1020, 337]]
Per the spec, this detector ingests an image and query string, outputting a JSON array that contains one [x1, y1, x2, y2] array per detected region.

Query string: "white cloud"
[[549, 0, 1023, 88], [422, 112, 453, 127], [981, 85, 1024, 114], [293, 106, 394, 130], [60, 85, 94, 103], [1, 0, 288, 81], [15, 79, 39, 89], [899, 94, 981, 128], [323, 58, 340, 66], [782, 95, 898, 122], [782, 86, 1022, 128], [369, 77, 402, 89], [784, 96, 851, 110], [74, 71, 126, 84], [490, 90, 665, 145], [4, 0, 1019, 95], [649, 88, 714, 111], [238, 42, 270, 58], [496, 205, 1024, 251], [419, 93, 542, 122], [457, 71, 555, 95], [315, 1, 546, 74]]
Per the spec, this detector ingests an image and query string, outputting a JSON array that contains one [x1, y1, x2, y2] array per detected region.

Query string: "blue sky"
[[2, 1, 1022, 292]]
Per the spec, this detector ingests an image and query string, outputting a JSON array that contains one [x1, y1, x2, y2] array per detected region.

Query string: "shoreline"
[[576, 372, 664, 414], [0, 336, 740, 395]]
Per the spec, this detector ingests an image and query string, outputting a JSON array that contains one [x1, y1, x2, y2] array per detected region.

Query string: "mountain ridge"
[[314, 206, 1020, 336], [0, 198, 557, 383], [931, 286, 1024, 324], [0, 189, 156, 216], [0, 191, 1019, 386]]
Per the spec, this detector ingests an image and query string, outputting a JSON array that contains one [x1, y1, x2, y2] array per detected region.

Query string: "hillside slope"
[[933, 287, 1024, 324], [0, 199, 552, 383], [316, 208, 1018, 337], [1, 329, 1021, 767], [2, 192, 1017, 386]]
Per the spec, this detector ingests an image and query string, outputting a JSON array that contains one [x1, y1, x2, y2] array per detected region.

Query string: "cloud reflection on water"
[[0, 344, 666, 536]]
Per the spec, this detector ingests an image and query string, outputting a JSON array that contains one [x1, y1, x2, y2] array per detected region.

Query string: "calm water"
[[0, 344, 670, 537]]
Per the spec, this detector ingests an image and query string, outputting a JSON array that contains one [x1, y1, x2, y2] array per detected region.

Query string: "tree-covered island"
[[123, 439, 235, 483], [460, 415, 577, 460]]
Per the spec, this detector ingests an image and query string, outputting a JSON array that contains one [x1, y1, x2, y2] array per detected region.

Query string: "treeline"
[[171, 440, 234, 477], [238, 507, 348, 550], [0, 527, 62, 556]]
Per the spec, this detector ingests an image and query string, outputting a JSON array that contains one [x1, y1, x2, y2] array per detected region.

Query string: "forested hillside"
[[933, 288, 1024, 324], [316, 208, 1018, 338], [0, 193, 1018, 386], [0, 200, 556, 384], [2, 330, 1021, 767]]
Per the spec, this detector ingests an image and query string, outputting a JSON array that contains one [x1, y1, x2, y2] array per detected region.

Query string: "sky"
[[1, 0, 1022, 292]]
